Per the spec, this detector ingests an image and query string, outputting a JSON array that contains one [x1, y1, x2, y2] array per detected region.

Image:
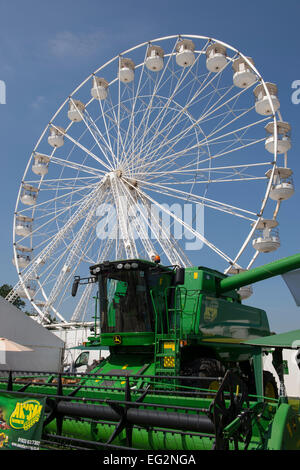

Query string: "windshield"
[[100, 270, 154, 333]]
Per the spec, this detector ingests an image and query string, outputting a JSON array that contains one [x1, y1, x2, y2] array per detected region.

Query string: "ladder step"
[[156, 335, 180, 339], [155, 353, 177, 357]]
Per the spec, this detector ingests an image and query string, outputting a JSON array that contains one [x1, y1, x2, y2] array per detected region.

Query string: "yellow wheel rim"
[[265, 381, 276, 400], [206, 380, 220, 398]]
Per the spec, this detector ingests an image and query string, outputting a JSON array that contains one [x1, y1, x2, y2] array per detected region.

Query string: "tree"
[[45, 314, 58, 324], [0, 284, 25, 310]]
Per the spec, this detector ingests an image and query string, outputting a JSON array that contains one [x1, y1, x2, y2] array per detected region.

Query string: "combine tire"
[[181, 358, 225, 394], [263, 371, 278, 400]]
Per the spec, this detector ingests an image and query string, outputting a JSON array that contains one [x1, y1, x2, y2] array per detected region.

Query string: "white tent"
[[0, 296, 64, 372]]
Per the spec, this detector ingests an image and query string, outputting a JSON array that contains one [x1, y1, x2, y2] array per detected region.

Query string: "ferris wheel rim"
[[11, 34, 287, 322]]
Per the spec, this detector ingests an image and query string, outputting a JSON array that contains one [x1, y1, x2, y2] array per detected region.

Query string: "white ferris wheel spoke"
[[141, 183, 259, 222], [143, 161, 271, 178], [137, 191, 192, 267], [95, 94, 118, 169], [50, 155, 106, 177], [51, 124, 112, 172], [134, 185, 238, 265], [41, 188, 106, 316], [26, 175, 100, 186], [120, 179, 188, 265], [133, 115, 269, 177], [129, 54, 236, 166], [48, 218, 104, 319], [142, 103, 263, 172], [126, 176, 257, 219], [124, 39, 181, 161], [137, 79, 256, 170], [139, 136, 266, 180], [69, 97, 114, 162], [80, 109, 116, 168], [120, 48, 149, 164], [130, 40, 225, 161], [35, 191, 112, 293], [9, 183, 104, 304], [110, 174, 138, 258], [120, 181, 156, 258], [16, 183, 98, 216]]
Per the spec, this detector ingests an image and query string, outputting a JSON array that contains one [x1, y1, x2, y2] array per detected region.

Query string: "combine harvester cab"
[[0, 255, 299, 450]]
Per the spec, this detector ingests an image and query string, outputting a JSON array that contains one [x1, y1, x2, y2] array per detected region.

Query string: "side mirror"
[[174, 267, 185, 285], [71, 277, 80, 297], [74, 351, 89, 368]]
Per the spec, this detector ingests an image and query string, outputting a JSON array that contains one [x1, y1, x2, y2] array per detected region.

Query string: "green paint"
[[268, 403, 300, 450], [1, 254, 300, 450], [219, 252, 300, 294]]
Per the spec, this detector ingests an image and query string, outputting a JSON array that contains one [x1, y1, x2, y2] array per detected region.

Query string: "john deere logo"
[[10, 400, 43, 431], [113, 335, 122, 344], [204, 298, 218, 323]]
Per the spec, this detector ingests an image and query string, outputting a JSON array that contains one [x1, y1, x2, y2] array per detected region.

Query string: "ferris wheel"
[[8, 34, 294, 324]]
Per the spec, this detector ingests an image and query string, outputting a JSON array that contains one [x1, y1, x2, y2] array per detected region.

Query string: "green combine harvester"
[[0, 253, 300, 450]]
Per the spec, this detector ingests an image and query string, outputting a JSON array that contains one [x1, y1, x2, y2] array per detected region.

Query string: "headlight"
[[124, 263, 131, 270], [116, 263, 123, 269]]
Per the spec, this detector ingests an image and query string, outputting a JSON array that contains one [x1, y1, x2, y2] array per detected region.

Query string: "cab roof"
[[89, 259, 173, 275]]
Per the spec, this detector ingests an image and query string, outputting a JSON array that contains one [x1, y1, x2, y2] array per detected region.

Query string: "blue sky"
[[0, 0, 300, 332]]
